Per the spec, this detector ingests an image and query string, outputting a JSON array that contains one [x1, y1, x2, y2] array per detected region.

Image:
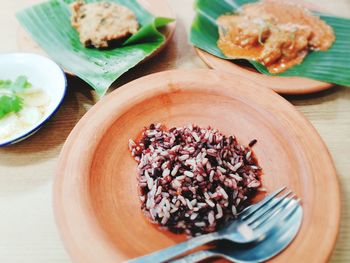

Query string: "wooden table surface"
[[0, 0, 349, 262]]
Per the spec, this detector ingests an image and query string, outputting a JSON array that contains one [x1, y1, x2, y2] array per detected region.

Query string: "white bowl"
[[0, 53, 66, 146]]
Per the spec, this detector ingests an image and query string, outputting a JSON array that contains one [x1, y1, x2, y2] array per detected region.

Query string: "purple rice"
[[129, 123, 262, 236]]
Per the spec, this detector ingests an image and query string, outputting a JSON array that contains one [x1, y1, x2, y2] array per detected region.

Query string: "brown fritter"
[[71, 1, 139, 48]]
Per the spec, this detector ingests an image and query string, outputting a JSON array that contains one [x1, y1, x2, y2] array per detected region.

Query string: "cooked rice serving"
[[129, 123, 262, 236]]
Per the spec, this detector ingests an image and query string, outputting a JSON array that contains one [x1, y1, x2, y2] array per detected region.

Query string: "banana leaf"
[[17, 0, 174, 96], [190, 0, 350, 87]]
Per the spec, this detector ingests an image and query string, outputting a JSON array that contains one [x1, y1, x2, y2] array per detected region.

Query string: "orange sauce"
[[217, 0, 335, 73], [218, 36, 263, 60]]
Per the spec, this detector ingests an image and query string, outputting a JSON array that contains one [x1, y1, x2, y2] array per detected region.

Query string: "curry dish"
[[217, 0, 335, 73]]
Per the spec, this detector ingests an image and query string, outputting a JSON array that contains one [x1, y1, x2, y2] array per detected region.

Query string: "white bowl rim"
[[0, 52, 67, 147]]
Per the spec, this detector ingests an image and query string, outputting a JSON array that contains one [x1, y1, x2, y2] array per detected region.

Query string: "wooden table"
[[0, 0, 349, 262]]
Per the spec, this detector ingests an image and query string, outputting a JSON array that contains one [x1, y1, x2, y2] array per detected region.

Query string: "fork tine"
[[249, 197, 300, 230], [245, 190, 294, 225], [240, 186, 287, 220]]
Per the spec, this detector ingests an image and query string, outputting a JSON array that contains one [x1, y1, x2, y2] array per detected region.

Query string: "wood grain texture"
[[0, 0, 349, 262]]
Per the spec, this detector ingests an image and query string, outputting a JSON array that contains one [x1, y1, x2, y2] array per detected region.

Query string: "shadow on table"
[[284, 85, 350, 105], [0, 75, 94, 166]]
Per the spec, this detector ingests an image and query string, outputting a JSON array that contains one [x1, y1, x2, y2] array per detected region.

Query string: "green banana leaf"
[[191, 0, 350, 87], [17, 0, 174, 96]]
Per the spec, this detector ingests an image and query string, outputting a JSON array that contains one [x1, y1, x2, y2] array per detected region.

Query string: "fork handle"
[[170, 250, 218, 263], [126, 232, 220, 263]]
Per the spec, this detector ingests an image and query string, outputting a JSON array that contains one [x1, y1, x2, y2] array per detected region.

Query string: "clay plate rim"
[[193, 1, 334, 95], [53, 69, 340, 262], [195, 49, 333, 95]]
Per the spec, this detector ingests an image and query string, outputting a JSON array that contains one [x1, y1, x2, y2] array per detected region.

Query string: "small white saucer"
[[0, 53, 66, 146]]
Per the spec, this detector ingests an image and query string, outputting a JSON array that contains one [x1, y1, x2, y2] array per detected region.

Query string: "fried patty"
[[71, 1, 139, 48]]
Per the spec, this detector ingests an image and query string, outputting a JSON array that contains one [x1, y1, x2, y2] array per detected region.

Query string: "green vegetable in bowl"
[[0, 75, 51, 142], [0, 76, 33, 119], [0, 95, 23, 119]]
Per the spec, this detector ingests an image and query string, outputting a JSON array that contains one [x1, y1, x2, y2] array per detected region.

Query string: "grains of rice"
[[206, 199, 216, 208], [184, 171, 194, 178], [215, 204, 223, 219], [219, 187, 229, 199], [190, 213, 199, 220], [186, 198, 194, 210], [162, 168, 170, 177], [232, 205, 237, 215], [195, 222, 206, 227], [232, 162, 243, 172], [179, 154, 189, 161], [249, 139, 257, 147], [208, 211, 215, 225], [246, 151, 252, 160], [130, 123, 262, 236], [147, 177, 154, 190]]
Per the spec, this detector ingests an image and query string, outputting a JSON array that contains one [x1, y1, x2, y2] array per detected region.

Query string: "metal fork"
[[171, 197, 302, 263], [126, 187, 300, 263]]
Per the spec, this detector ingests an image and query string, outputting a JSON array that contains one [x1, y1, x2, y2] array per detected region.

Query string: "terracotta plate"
[[17, 0, 176, 72], [54, 69, 340, 263], [193, 1, 334, 95], [195, 49, 333, 95]]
